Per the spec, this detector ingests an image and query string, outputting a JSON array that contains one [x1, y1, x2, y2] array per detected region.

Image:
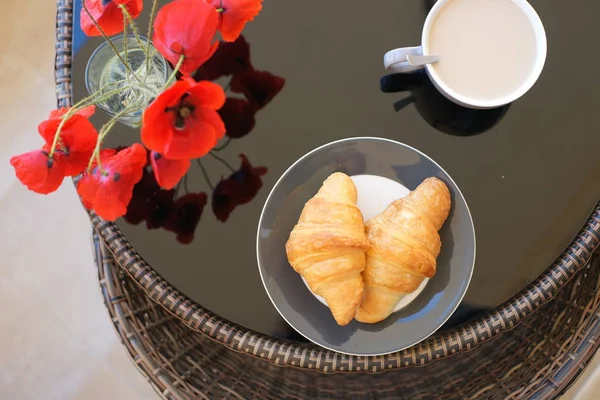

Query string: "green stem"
[[163, 55, 185, 90], [123, 16, 129, 83], [87, 102, 143, 172], [213, 136, 231, 151], [48, 108, 78, 158], [119, 5, 146, 53], [209, 151, 236, 172], [81, 0, 142, 84], [49, 84, 134, 158], [145, 0, 159, 79], [195, 159, 214, 190], [71, 81, 120, 110]]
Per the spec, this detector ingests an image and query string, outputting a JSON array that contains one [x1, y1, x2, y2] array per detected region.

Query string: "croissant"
[[355, 177, 451, 324], [285, 172, 369, 326]]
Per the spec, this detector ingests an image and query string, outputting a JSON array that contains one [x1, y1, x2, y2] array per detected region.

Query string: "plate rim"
[[256, 136, 477, 356]]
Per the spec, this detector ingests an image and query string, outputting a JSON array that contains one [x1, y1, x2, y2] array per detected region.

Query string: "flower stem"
[[145, 0, 159, 79], [81, 0, 142, 84], [48, 83, 134, 158], [119, 5, 146, 53], [163, 55, 185, 90], [196, 159, 214, 190], [209, 151, 236, 173], [87, 102, 143, 172], [213, 137, 231, 151], [175, 178, 183, 196], [183, 174, 190, 193], [123, 16, 129, 83], [48, 108, 78, 158], [71, 81, 120, 110]]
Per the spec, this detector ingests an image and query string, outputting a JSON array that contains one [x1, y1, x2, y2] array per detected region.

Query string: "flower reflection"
[[219, 98, 256, 139], [195, 35, 285, 137], [123, 34, 280, 244], [196, 35, 253, 80], [146, 189, 177, 230], [164, 193, 208, 244], [124, 152, 267, 243], [212, 154, 268, 222], [231, 70, 285, 109]]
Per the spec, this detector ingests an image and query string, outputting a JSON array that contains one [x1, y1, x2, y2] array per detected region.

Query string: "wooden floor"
[[0, 1, 597, 399]]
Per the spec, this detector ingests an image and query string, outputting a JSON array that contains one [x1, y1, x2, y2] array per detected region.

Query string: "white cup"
[[384, 0, 547, 109]]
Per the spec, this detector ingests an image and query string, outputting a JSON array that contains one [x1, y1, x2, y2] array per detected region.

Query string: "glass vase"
[[85, 35, 172, 128]]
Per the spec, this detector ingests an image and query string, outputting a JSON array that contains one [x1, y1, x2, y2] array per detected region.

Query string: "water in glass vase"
[[86, 36, 171, 128], [97, 48, 168, 126]]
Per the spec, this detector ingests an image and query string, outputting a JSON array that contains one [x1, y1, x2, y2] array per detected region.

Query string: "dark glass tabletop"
[[73, 0, 600, 340]]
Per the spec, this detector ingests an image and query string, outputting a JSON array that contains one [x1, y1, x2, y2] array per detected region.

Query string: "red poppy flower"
[[153, 0, 219, 76], [81, 0, 143, 37], [77, 144, 147, 221], [150, 151, 191, 190], [208, 0, 263, 42], [10, 145, 67, 195], [38, 113, 99, 177], [165, 193, 208, 244], [219, 98, 256, 139], [195, 35, 253, 81], [50, 105, 96, 120], [142, 78, 226, 160], [231, 70, 285, 109], [212, 154, 266, 222]]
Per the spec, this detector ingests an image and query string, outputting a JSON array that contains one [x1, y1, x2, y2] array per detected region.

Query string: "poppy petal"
[[38, 115, 98, 153], [141, 112, 175, 155], [75, 105, 97, 119], [153, 0, 220, 75], [209, 0, 263, 43], [77, 144, 147, 221], [141, 80, 194, 155], [60, 151, 93, 177], [49, 105, 96, 120], [10, 149, 66, 195], [196, 109, 226, 140], [142, 79, 225, 160], [81, 0, 143, 37], [164, 120, 217, 160], [187, 81, 227, 109], [150, 152, 191, 190]]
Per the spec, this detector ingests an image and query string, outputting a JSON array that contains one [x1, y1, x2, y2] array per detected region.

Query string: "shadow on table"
[[380, 71, 511, 137]]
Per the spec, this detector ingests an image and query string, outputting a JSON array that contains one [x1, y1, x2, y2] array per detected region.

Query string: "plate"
[[256, 137, 476, 356]]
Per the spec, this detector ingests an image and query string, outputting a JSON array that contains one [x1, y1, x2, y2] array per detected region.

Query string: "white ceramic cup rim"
[[388, 0, 547, 108]]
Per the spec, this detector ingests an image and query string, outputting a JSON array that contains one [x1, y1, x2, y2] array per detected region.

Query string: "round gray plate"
[[256, 137, 476, 356]]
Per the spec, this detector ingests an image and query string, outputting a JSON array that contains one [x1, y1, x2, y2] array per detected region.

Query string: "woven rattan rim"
[[57, 0, 600, 372], [93, 229, 600, 399]]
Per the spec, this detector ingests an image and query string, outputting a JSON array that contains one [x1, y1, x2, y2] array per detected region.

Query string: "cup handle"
[[384, 47, 424, 73]]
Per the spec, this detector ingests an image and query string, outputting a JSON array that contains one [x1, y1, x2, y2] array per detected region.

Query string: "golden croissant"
[[285, 172, 369, 326], [355, 177, 451, 324]]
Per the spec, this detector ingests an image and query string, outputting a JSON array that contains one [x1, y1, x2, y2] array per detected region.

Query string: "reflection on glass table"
[[123, 35, 284, 244]]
